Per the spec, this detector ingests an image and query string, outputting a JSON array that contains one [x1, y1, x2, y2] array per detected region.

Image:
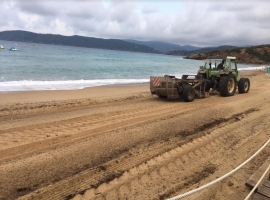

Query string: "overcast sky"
[[1, 0, 270, 47]]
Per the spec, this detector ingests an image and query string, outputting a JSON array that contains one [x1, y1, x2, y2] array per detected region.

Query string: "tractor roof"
[[207, 56, 236, 60]]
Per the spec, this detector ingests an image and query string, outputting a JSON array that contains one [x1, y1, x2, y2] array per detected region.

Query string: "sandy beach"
[[0, 84, 150, 104], [0, 70, 269, 200]]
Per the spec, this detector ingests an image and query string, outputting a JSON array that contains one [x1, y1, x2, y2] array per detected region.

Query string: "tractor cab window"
[[204, 60, 218, 69], [226, 60, 230, 69], [203, 61, 211, 69], [226, 60, 236, 70], [209, 62, 215, 69], [230, 60, 236, 70], [207, 62, 215, 69]]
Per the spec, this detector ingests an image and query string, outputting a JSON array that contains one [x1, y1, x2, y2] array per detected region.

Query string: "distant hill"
[[167, 45, 238, 56], [124, 39, 200, 53], [185, 45, 270, 65], [0, 30, 160, 54]]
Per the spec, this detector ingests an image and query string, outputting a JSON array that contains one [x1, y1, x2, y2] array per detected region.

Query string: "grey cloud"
[[110, 2, 137, 23], [1, 0, 270, 47], [67, 1, 107, 19], [142, 5, 158, 14], [14, 0, 61, 16]]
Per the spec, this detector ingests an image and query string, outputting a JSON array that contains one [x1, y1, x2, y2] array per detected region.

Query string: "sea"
[[0, 39, 266, 92]]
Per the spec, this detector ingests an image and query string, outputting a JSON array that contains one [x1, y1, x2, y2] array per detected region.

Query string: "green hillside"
[[0, 30, 160, 53]]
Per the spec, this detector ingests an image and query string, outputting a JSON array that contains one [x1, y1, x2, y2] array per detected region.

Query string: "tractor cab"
[[203, 56, 236, 70], [198, 56, 240, 81]]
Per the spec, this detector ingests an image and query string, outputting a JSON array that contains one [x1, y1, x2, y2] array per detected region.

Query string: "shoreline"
[[0, 70, 266, 105], [0, 83, 150, 104], [0, 82, 149, 94], [0, 65, 267, 94]]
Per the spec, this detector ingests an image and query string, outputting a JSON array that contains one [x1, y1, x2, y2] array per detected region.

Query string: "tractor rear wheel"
[[219, 74, 237, 97], [182, 86, 195, 102], [238, 78, 250, 93]]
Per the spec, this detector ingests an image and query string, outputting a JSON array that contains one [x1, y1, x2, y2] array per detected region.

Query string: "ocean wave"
[[238, 66, 268, 71], [0, 79, 149, 92]]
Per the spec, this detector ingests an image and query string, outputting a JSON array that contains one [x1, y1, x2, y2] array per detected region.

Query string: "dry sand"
[[0, 70, 269, 200]]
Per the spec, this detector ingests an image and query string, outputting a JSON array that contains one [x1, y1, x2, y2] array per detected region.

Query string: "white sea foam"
[[238, 65, 268, 71], [0, 79, 149, 92]]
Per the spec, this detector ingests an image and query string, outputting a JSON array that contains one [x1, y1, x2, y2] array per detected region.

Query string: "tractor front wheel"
[[219, 74, 237, 97], [238, 78, 250, 93]]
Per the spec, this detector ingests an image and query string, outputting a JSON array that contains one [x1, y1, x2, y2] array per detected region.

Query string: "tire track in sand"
[[18, 107, 270, 200], [0, 102, 196, 162], [0, 87, 263, 157]]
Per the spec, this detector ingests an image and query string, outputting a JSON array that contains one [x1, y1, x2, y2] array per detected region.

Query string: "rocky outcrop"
[[186, 45, 270, 65], [186, 53, 208, 60]]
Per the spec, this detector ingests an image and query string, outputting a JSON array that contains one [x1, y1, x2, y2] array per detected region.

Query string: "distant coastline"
[[1, 30, 270, 65], [0, 30, 160, 54], [171, 45, 270, 65]]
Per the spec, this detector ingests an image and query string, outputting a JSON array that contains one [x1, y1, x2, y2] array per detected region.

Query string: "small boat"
[[9, 47, 18, 51], [0, 45, 4, 49]]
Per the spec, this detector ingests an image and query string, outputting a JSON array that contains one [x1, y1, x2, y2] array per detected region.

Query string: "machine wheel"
[[158, 95, 167, 98], [205, 82, 212, 92], [238, 78, 250, 93], [219, 74, 236, 97], [182, 86, 195, 102]]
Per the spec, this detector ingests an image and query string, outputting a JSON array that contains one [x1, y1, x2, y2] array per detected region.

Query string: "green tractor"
[[150, 56, 250, 102], [197, 56, 250, 96]]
